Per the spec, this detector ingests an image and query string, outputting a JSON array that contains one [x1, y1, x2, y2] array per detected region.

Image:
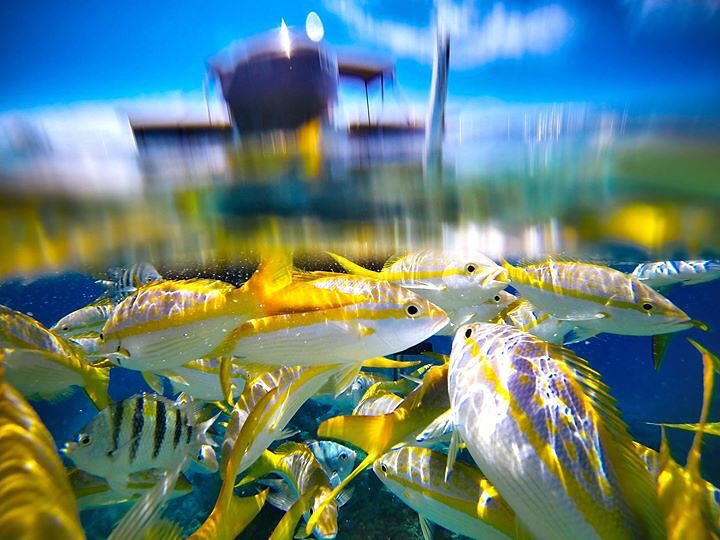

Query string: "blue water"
[[1, 262, 719, 538]]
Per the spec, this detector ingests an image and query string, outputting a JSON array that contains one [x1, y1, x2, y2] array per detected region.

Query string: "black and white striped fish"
[[63, 393, 217, 494], [96, 262, 163, 300]]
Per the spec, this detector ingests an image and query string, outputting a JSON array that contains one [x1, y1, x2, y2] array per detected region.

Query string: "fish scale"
[[449, 323, 665, 540]]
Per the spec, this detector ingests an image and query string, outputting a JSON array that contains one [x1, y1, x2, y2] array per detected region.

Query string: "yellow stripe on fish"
[[0, 304, 110, 408], [448, 322, 665, 540], [327, 251, 509, 328], [96, 254, 377, 372], [212, 275, 448, 366], [240, 441, 338, 539], [306, 365, 451, 536], [374, 446, 528, 540], [0, 354, 84, 539], [502, 259, 703, 337]]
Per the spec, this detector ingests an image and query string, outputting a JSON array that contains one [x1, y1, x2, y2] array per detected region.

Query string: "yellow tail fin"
[[317, 413, 393, 456], [83, 367, 111, 410]]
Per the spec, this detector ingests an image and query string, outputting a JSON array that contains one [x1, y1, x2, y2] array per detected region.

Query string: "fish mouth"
[[482, 267, 509, 287]]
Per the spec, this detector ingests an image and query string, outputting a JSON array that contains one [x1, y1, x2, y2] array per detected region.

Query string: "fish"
[[240, 441, 341, 539], [191, 377, 295, 540], [213, 273, 449, 365], [69, 331, 103, 355], [164, 357, 249, 402], [307, 440, 357, 489], [655, 339, 720, 539], [312, 371, 389, 414], [62, 392, 218, 493], [492, 298, 595, 345], [96, 254, 369, 373], [0, 304, 110, 408], [51, 295, 115, 337], [96, 262, 163, 298], [448, 322, 665, 540], [436, 290, 517, 336], [68, 467, 193, 510], [631, 260, 720, 288], [353, 392, 403, 416], [502, 258, 706, 336], [306, 364, 451, 535], [0, 352, 84, 538], [327, 250, 509, 315], [374, 446, 527, 540], [632, 442, 720, 532], [220, 363, 352, 479]]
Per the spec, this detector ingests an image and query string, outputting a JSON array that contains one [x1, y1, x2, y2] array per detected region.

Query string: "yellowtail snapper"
[[374, 446, 529, 540], [448, 322, 665, 540], [0, 304, 110, 408]]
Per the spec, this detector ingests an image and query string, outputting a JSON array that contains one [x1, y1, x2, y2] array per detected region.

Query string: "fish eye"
[[465, 263, 477, 274], [76, 433, 91, 446], [493, 295, 501, 302], [380, 463, 388, 473], [99, 333, 104, 341], [339, 453, 347, 460], [465, 328, 473, 339], [642, 302, 653, 311], [405, 304, 420, 317]]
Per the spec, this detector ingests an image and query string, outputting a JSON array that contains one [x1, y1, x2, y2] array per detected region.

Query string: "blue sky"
[[1, 1, 719, 113]]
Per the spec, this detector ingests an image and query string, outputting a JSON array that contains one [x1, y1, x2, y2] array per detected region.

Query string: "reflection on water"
[[1, 114, 719, 278]]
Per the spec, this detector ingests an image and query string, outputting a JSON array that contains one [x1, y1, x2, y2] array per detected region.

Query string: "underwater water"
[[1, 120, 720, 540]]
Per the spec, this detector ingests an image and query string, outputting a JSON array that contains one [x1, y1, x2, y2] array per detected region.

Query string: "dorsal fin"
[[556, 344, 666, 540], [325, 252, 381, 279]]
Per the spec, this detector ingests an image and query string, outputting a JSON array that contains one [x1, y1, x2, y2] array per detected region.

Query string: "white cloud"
[[323, 0, 572, 68]]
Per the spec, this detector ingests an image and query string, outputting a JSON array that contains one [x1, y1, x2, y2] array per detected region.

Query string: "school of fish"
[[0, 253, 718, 539]]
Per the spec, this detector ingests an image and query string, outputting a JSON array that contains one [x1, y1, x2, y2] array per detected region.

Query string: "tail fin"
[[318, 414, 392, 456], [82, 367, 111, 410], [325, 252, 381, 279], [235, 450, 279, 488], [270, 486, 319, 540], [304, 454, 375, 537]]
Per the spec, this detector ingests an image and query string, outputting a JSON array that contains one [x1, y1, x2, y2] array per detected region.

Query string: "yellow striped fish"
[[493, 298, 596, 345], [68, 468, 193, 510], [0, 304, 110, 408], [194, 363, 342, 540], [240, 441, 340, 539], [163, 357, 248, 402], [328, 250, 509, 326], [448, 322, 665, 540], [0, 354, 85, 539], [63, 393, 218, 493], [633, 441, 720, 533], [437, 290, 517, 336], [374, 446, 528, 540], [214, 274, 448, 365], [220, 363, 351, 479], [655, 339, 720, 539], [51, 296, 115, 338], [306, 365, 451, 535], [96, 255, 368, 373], [503, 259, 705, 336]]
